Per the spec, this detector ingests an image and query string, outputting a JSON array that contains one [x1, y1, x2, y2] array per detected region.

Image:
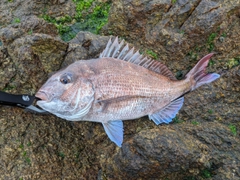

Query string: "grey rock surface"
[[0, 0, 75, 27], [0, 16, 67, 94], [103, 0, 240, 71]]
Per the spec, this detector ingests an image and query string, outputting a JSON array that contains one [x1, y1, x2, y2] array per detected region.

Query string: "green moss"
[[72, 0, 111, 35], [229, 124, 237, 136], [75, 152, 80, 159], [176, 70, 183, 80], [3, 85, 16, 91], [74, 0, 94, 19], [19, 143, 31, 165], [23, 151, 27, 157], [191, 121, 199, 125], [173, 116, 183, 124], [146, 50, 158, 59], [3, 76, 17, 91], [41, 14, 73, 40], [19, 144, 24, 149], [179, 30, 185, 34], [25, 157, 31, 164], [187, 51, 198, 61], [13, 18, 21, 24], [208, 59, 215, 67], [58, 15, 72, 23], [226, 57, 240, 69], [208, 109, 213, 114], [200, 168, 212, 178], [207, 33, 217, 52], [58, 152, 65, 158], [40, 0, 111, 41], [28, 29, 33, 35], [221, 32, 227, 37]]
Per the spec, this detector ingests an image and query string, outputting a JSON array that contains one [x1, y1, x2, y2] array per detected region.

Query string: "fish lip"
[[35, 91, 51, 102]]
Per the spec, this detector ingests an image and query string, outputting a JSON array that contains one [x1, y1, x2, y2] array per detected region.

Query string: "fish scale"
[[94, 70, 170, 98], [36, 37, 220, 147], [80, 57, 188, 123]]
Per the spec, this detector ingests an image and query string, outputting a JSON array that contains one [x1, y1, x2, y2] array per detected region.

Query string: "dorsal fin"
[[100, 37, 176, 80]]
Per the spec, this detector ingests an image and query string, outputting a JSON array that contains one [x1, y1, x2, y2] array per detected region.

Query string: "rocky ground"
[[0, 0, 239, 179]]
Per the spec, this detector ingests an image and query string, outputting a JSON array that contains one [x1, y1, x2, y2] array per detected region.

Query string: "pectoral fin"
[[102, 120, 124, 147], [149, 97, 184, 125]]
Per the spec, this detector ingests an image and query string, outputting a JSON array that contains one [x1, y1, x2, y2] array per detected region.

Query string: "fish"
[[35, 37, 220, 147]]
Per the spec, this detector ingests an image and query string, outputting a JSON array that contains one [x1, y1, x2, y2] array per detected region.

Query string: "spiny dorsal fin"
[[100, 37, 176, 80]]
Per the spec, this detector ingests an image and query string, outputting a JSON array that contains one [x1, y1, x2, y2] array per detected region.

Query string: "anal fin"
[[149, 97, 184, 125], [102, 120, 124, 147]]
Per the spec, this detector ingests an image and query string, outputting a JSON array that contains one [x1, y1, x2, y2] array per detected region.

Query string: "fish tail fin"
[[186, 53, 220, 91]]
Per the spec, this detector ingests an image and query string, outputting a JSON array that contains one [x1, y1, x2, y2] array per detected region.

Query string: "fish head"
[[35, 65, 95, 120]]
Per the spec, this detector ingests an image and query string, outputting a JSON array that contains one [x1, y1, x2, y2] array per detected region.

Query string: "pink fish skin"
[[35, 37, 220, 147]]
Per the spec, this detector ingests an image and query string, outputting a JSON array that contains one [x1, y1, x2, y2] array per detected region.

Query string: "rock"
[[0, 0, 75, 27], [181, 65, 240, 123], [63, 31, 109, 67], [0, 16, 67, 94], [101, 122, 240, 179], [0, 16, 58, 45], [103, 0, 240, 71], [0, 0, 240, 179]]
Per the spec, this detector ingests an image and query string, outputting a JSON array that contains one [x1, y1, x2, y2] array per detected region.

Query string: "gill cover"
[[37, 78, 94, 121]]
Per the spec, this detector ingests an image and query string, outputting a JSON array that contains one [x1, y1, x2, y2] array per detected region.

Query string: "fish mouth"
[[35, 91, 50, 102]]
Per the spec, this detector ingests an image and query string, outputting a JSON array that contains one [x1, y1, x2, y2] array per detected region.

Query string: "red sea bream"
[[35, 37, 220, 147]]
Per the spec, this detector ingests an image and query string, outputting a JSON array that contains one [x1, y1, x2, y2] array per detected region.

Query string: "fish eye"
[[60, 73, 72, 84]]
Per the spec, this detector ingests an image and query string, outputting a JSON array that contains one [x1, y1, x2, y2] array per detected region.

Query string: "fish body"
[[36, 37, 220, 147]]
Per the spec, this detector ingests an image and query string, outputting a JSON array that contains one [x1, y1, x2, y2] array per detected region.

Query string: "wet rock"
[[0, 16, 58, 46], [103, 0, 240, 71], [0, 16, 67, 94], [0, 0, 75, 27], [63, 31, 109, 67], [101, 122, 240, 179], [0, 0, 240, 179], [181, 65, 240, 123]]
